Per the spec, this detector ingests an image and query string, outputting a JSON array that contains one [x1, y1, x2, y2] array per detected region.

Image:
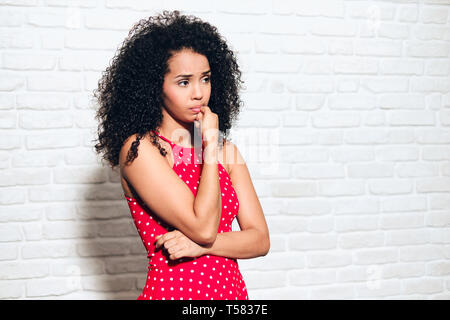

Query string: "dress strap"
[[151, 130, 174, 146]]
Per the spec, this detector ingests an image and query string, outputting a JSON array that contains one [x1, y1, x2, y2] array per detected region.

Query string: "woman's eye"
[[202, 77, 210, 83], [178, 80, 188, 87]]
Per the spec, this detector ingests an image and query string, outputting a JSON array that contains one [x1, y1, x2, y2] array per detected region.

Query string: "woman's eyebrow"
[[175, 70, 211, 79]]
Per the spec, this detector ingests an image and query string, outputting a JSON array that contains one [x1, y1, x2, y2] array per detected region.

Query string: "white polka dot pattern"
[[124, 131, 248, 300]]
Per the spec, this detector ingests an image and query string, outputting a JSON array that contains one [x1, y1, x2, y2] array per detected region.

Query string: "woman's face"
[[161, 48, 211, 124]]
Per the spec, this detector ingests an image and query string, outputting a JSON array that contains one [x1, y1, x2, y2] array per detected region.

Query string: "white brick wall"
[[0, 0, 449, 300]]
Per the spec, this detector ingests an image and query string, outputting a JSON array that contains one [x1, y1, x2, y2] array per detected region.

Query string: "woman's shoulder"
[[119, 133, 160, 167], [221, 138, 246, 176]]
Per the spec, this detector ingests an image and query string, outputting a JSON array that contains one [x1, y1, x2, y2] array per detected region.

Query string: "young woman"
[[94, 10, 269, 300]]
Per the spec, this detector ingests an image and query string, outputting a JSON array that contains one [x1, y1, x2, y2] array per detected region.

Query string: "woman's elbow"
[[196, 228, 217, 247], [259, 232, 270, 256]]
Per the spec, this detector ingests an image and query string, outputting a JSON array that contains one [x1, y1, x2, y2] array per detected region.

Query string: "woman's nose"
[[191, 82, 203, 100]]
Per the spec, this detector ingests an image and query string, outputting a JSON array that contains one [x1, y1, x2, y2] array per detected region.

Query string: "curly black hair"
[[93, 10, 244, 169]]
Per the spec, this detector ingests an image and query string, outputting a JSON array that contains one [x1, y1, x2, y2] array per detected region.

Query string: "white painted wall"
[[1, 0, 449, 299]]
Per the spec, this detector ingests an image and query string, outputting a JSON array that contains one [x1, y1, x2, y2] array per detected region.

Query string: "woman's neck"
[[156, 118, 197, 148]]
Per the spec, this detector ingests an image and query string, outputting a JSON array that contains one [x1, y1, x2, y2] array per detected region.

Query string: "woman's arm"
[[156, 141, 270, 259]]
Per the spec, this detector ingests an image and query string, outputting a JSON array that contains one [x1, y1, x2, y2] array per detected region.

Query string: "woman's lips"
[[190, 106, 201, 113]]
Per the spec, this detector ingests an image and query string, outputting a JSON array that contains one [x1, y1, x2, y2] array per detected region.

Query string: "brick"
[[335, 215, 379, 232], [369, 179, 413, 195], [376, 146, 419, 161], [53, 166, 108, 184], [354, 248, 398, 265], [338, 231, 384, 249], [43, 221, 97, 240], [288, 269, 336, 286], [380, 212, 424, 229], [267, 216, 307, 233], [347, 163, 394, 178], [381, 196, 427, 213], [46, 0, 97, 7], [334, 197, 380, 215], [64, 30, 127, 50], [402, 278, 444, 295], [307, 216, 334, 233], [96, 220, 136, 238], [389, 111, 436, 126], [81, 275, 136, 292], [16, 93, 71, 110], [411, 77, 450, 93], [399, 245, 445, 262], [26, 278, 77, 297], [421, 7, 448, 24], [22, 223, 42, 240], [249, 286, 309, 299], [3, 53, 56, 70], [77, 240, 131, 257], [318, 179, 365, 197], [293, 164, 345, 179], [382, 262, 425, 279], [386, 229, 430, 246], [417, 178, 450, 192], [242, 270, 286, 289], [307, 251, 352, 268], [329, 94, 377, 110], [0, 224, 22, 242], [310, 284, 355, 299], [0, 111, 16, 128], [51, 259, 104, 276], [27, 73, 82, 92], [0, 244, 18, 261], [239, 252, 306, 271], [288, 233, 337, 251], [26, 133, 80, 150], [423, 146, 450, 160], [0, 206, 42, 222], [356, 40, 403, 57], [12, 150, 63, 167], [337, 265, 370, 283], [425, 211, 450, 227], [22, 242, 77, 259], [104, 257, 147, 274], [355, 279, 402, 298], [271, 181, 316, 197], [1, 261, 49, 279], [0, 73, 25, 91], [20, 111, 73, 129], [311, 19, 356, 37], [0, 282, 23, 299], [0, 189, 26, 205], [427, 261, 450, 276], [363, 77, 409, 93]]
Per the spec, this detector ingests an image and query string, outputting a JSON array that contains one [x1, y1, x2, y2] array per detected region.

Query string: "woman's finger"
[[162, 237, 179, 250], [167, 244, 184, 255], [155, 231, 178, 248], [169, 245, 187, 260]]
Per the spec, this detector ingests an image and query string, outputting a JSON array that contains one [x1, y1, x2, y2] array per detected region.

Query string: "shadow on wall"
[[75, 166, 147, 299]]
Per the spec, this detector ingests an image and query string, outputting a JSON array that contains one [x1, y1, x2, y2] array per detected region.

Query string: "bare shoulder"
[[119, 133, 167, 174], [222, 138, 246, 177], [119, 134, 141, 168]]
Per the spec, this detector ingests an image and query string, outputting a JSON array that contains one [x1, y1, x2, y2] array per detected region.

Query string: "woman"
[[94, 10, 269, 300]]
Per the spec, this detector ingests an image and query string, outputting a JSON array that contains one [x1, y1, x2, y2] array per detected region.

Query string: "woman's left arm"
[[155, 142, 270, 260], [203, 141, 270, 258]]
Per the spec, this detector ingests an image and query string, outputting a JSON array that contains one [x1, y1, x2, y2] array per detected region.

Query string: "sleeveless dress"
[[124, 130, 249, 300]]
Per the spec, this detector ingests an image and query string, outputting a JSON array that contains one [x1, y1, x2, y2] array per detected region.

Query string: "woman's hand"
[[194, 106, 219, 148], [155, 230, 210, 260]]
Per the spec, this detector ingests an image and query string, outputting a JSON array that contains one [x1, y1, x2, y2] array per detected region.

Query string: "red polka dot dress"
[[124, 130, 249, 300]]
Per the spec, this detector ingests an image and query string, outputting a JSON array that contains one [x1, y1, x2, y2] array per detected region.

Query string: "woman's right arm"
[[120, 135, 221, 246]]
